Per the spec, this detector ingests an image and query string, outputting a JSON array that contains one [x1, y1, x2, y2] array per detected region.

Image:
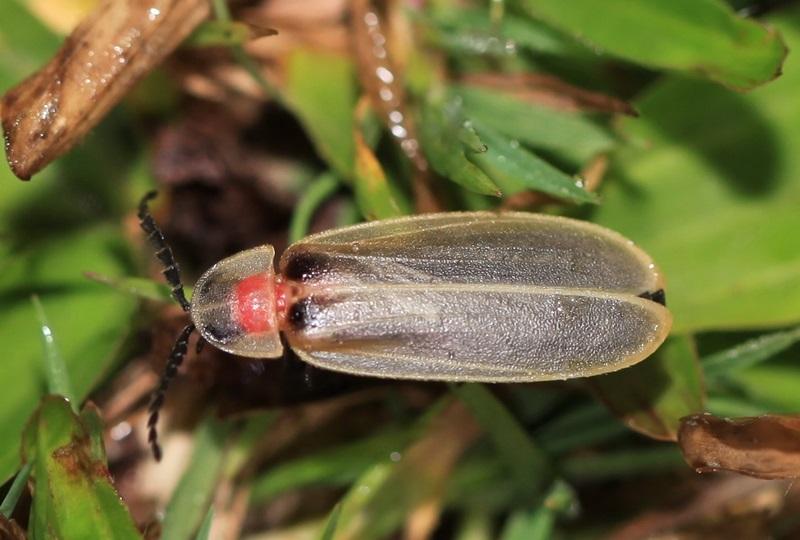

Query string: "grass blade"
[[31, 295, 75, 410], [703, 326, 800, 378], [0, 463, 31, 518], [161, 416, 231, 540]]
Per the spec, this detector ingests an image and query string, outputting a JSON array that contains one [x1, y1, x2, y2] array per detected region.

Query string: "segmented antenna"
[[138, 191, 191, 312], [147, 323, 196, 461], [138, 191, 198, 460]]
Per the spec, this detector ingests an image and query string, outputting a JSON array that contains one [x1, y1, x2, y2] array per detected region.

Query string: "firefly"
[[138, 192, 671, 459]]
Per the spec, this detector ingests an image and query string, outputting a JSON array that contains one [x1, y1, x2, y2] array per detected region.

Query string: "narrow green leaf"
[[31, 295, 76, 410], [514, 0, 787, 91], [353, 130, 410, 220], [331, 399, 464, 540], [535, 402, 626, 454], [0, 463, 31, 518], [84, 272, 182, 303], [194, 508, 214, 540], [420, 97, 502, 196], [455, 511, 493, 540], [185, 20, 275, 48], [161, 416, 231, 540], [452, 383, 553, 501], [591, 10, 800, 332], [209, 0, 275, 96], [726, 364, 800, 412], [289, 173, 342, 243], [468, 120, 599, 204], [318, 503, 343, 540], [185, 21, 250, 47], [23, 396, 141, 540], [0, 227, 137, 484], [250, 427, 415, 503], [589, 336, 705, 441], [426, 8, 591, 59], [561, 446, 685, 482], [703, 326, 800, 378], [500, 481, 576, 540], [457, 85, 615, 165], [284, 50, 357, 178]]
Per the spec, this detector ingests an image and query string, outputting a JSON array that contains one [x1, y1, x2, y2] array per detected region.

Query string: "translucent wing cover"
[[191, 245, 283, 358], [280, 212, 672, 381]]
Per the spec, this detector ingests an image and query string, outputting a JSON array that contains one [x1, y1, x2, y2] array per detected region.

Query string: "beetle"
[[138, 192, 671, 459]]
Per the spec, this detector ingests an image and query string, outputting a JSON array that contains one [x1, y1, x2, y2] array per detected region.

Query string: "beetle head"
[[191, 245, 284, 358]]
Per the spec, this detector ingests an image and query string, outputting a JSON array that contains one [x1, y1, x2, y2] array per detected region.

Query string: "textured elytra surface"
[[280, 212, 662, 294], [279, 212, 671, 381], [288, 286, 670, 381]]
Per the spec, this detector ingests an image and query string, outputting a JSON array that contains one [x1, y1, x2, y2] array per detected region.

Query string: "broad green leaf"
[[592, 9, 800, 333], [457, 85, 615, 165], [161, 416, 231, 540], [0, 227, 137, 483], [589, 336, 705, 441], [514, 0, 787, 91], [452, 383, 553, 501], [284, 49, 357, 178], [703, 326, 800, 378], [467, 120, 599, 204], [23, 396, 141, 540], [420, 96, 502, 196]]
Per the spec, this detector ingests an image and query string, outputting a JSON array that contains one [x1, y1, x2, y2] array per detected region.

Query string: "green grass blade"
[[452, 383, 553, 501], [318, 503, 343, 540], [289, 172, 342, 243], [703, 326, 800, 378], [194, 507, 214, 540], [0, 463, 31, 518], [161, 416, 231, 540], [31, 295, 75, 410], [84, 272, 181, 304]]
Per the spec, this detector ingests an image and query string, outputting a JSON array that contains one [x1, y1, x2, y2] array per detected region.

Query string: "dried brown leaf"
[[679, 413, 800, 479], [1, 0, 210, 179]]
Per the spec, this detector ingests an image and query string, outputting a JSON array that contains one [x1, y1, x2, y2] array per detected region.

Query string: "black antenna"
[[138, 191, 191, 312], [146, 323, 195, 461], [138, 191, 197, 460]]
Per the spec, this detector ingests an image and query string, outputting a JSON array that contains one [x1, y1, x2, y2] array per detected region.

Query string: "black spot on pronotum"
[[283, 250, 331, 282], [638, 289, 666, 306], [288, 297, 322, 330]]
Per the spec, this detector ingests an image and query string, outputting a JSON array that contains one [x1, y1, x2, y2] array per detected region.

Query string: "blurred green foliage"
[[1, 0, 799, 538]]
